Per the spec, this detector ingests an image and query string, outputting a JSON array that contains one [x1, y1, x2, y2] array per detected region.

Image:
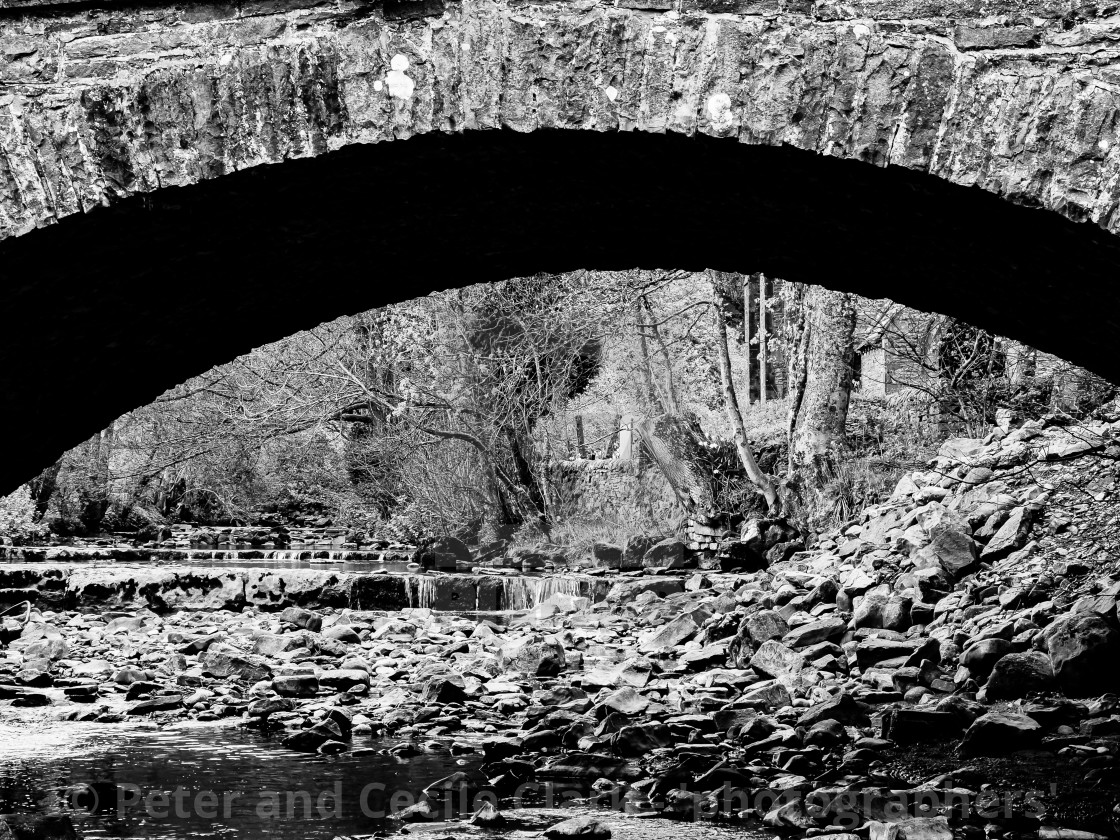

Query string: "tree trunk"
[[713, 293, 778, 511], [743, 274, 753, 404], [787, 285, 857, 490], [758, 275, 768, 405], [504, 427, 549, 531], [1004, 340, 1033, 388], [634, 301, 661, 412], [574, 415, 587, 458], [770, 279, 788, 398], [28, 461, 61, 519], [642, 299, 681, 415], [636, 414, 716, 517], [79, 423, 115, 533]]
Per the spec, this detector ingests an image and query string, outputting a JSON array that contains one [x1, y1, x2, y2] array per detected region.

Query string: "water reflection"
[[0, 724, 478, 838]]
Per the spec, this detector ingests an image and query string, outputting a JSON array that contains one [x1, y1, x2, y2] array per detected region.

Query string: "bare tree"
[[786, 284, 857, 492], [710, 273, 778, 511]]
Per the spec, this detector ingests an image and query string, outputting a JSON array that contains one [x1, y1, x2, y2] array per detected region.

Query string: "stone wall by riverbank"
[[546, 460, 683, 532]]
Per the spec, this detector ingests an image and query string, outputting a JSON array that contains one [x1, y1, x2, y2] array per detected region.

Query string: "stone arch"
[[2, 0, 1120, 490]]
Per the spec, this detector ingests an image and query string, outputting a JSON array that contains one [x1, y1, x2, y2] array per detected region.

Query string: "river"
[[0, 722, 772, 840]]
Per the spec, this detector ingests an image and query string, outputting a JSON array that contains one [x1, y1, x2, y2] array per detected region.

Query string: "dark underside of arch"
[[2, 127, 1119, 491]]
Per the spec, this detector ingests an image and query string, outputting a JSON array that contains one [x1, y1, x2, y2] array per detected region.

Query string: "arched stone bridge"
[[3, 0, 1120, 490]]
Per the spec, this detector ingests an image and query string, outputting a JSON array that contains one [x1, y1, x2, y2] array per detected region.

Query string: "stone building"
[[853, 301, 937, 398]]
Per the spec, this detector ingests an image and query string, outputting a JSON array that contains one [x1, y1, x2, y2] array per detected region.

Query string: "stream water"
[[0, 722, 478, 838], [0, 723, 771, 840]]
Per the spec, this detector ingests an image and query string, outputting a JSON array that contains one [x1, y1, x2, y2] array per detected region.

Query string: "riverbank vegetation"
[[2, 271, 1110, 550]]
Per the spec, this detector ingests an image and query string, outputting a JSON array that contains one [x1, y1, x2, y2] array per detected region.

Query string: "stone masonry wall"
[[546, 459, 684, 531]]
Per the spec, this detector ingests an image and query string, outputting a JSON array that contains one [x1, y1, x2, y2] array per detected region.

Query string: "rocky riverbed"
[[2, 413, 1120, 840]]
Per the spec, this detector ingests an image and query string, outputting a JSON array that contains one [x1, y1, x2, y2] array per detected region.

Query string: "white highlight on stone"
[[852, 23, 871, 38], [707, 92, 734, 131], [605, 86, 619, 102], [386, 53, 415, 99], [374, 80, 384, 92]]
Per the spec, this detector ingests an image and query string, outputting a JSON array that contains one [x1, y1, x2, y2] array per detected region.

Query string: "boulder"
[[282, 718, 347, 753], [322, 624, 361, 644], [1043, 613, 1120, 696], [783, 617, 845, 648], [746, 610, 790, 643], [319, 669, 370, 691], [797, 692, 872, 727], [112, 667, 151, 685], [248, 697, 296, 716], [506, 548, 550, 571], [855, 637, 921, 669], [870, 817, 953, 840], [960, 638, 1013, 680], [853, 591, 889, 629], [470, 801, 506, 826], [279, 607, 322, 633], [252, 632, 307, 657], [881, 595, 912, 631], [642, 537, 689, 569], [421, 673, 469, 705], [739, 678, 792, 710], [611, 722, 673, 756], [127, 695, 183, 715], [861, 507, 905, 545], [540, 753, 641, 781], [582, 657, 652, 690], [199, 647, 272, 683], [416, 535, 471, 570], [765, 539, 805, 565], [749, 640, 805, 686], [180, 632, 223, 655], [23, 638, 69, 660], [983, 651, 1054, 700], [678, 641, 728, 670], [961, 711, 1040, 755], [880, 709, 964, 744], [605, 578, 685, 603], [925, 525, 979, 577], [1073, 589, 1119, 623], [391, 795, 442, 821], [637, 614, 698, 653], [764, 798, 817, 830], [544, 816, 612, 840], [622, 535, 656, 570], [499, 636, 566, 676], [597, 687, 649, 717], [979, 507, 1032, 560], [104, 616, 144, 635], [938, 437, 985, 464], [592, 543, 624, 569]]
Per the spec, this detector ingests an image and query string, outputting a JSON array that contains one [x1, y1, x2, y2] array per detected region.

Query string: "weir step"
[[0, 566, 628, 614]]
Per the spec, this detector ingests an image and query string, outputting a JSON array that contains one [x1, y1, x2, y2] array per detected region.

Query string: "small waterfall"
[[500, 576, 585, 611], [408, 576, 439, 609], [501, 577, 539, 611]]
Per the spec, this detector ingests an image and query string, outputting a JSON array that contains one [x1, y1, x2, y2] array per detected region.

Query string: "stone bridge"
[[3, 0, 1120, 490]]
